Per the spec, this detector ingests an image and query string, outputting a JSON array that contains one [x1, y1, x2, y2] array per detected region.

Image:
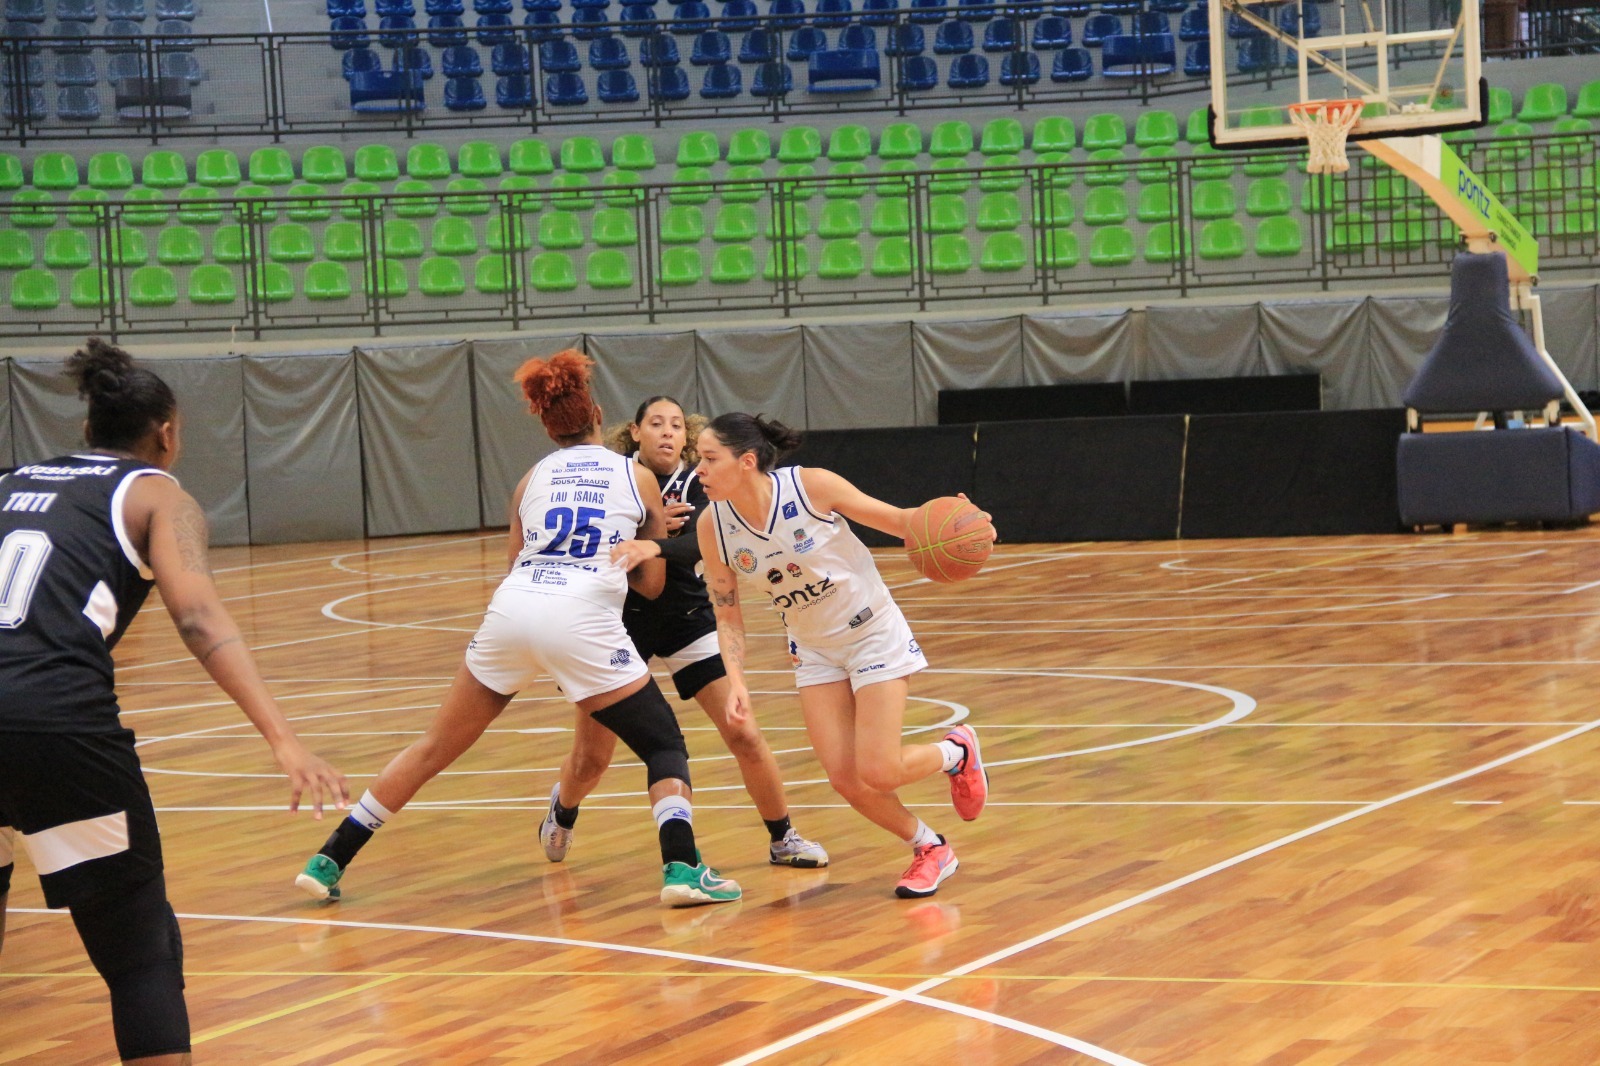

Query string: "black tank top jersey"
[[622, 462, 716, 658], [0, 454, 169, 733]]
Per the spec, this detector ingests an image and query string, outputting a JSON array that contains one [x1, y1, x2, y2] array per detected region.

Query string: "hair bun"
[[65, 336, 135, 400]]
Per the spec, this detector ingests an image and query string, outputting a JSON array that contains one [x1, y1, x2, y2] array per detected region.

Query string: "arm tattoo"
[[197, 635, 242, 664], [718, 621, 746, 671], [172, 497, 212, 574], [711, 587, 738, 608]]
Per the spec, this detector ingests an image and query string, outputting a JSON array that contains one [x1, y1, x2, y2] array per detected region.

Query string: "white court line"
[[1160, 550, 1547, 575], [721, 713, 1600, 1064], [1563, 579, 1600, 595], [209, 533, 499, 575], [143, 800, 1374, 814]]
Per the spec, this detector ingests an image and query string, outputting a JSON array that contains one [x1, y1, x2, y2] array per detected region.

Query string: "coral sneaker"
[[895, 837, 959, 899], [944, 724, 988, 821]]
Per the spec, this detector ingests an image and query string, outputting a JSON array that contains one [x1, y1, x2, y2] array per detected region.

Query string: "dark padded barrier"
[[1397, 427, 1600, 526], [938, 382, 1129, 424], [783, 425, 976, 547], [1129, 374, 1322, 415], [1182, 409, 1407, 538], [974, 416, 1186, 542]]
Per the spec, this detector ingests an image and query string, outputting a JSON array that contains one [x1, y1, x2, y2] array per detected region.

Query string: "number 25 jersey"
[[504, 444, 645, 610]]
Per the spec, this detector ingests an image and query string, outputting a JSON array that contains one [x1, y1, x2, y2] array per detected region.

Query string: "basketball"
[[905, 496, 994, 583]]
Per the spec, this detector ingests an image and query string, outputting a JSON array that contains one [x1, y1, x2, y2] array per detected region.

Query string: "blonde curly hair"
[[603, 396, 708, 466]]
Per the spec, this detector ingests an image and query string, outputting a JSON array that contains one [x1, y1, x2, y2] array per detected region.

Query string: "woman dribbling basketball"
[[695, 412, 995, 898]]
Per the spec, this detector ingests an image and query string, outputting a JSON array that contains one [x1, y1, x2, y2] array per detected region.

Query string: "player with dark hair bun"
[[695, 413, 995, 899], [0, 338, 348, 1065], [297, 351, 742, 908]]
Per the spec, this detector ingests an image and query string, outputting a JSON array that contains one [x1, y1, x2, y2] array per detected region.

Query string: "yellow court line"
[[16, 970, 1600, 996], [189, 973, 405, 1047]]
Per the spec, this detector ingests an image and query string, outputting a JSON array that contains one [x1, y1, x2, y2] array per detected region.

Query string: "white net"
[[1289, 100, 1364, 174]]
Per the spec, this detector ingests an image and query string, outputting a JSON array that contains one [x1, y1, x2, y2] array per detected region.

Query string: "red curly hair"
[[514, 349, 598, 443]]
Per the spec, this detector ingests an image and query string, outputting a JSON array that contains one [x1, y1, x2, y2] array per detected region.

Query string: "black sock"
[[658, 818, 697, 866], [552, 796, 579, 831], [763, 815, 792, 843], [318, 818, 375, 870]]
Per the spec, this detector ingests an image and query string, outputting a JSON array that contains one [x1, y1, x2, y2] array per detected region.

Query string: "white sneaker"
[[768, 827, 829, 868], [540, 784, 573, 863]]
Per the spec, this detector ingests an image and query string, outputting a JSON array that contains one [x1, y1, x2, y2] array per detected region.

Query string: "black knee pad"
[[671, 653, 726, 702], [71, 875, 190, 1061], [591, 679, 692, 788], [0, 863, 12, 897]]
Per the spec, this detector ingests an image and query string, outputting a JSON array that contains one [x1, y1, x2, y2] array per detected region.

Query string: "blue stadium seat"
[[343, 46, 382, 77], [572, 7, 608, 37], [809, 46, 878, 90], [1050, 45, 1091, 80], [767, 0, 803, 26], [738, 27, 777, 61], [476, 12, 514, 42], [428, 14, 468, 44], [648, 63, 690, 98], [908, 0, 947, 23], [4, 0, 43, 18], [786, 25, 827, 58], [837, 23, 875, 49], [671, 0, 711, 32], [641, 31, 680, 64], [981, 17, 1017, 51], [1101, 32, 1174, 76], [955, 0, 990, 21], [153, 17, 195, 45], [546, 69, 587, 103], [1082, 13, 1119, 44], [441, 44, 481, 75], [619, 2, 654, 33], [107, 51, 148, 80], [1100, 0, 1137, 11], [159, 50, 202, 82], [900, 52, 937, 89], [393, 44, 433, 76], [154, 0, 194, 17], [492, 41, 531, 73], [1227, 4, 1268, 37], [496, 71, 534, 104], [1134, 11, 1170, 34], [699, 59, 740, 96], [933, 19, 972, 53], [1148, 0, 1186, 10], [947, 51, 988, 86], [524, 0, 561, 9], [1278, 2, 1319, 35], [691, 29, 730, 63], [54, 53, 97, 86], [103, 18, 145, 49], [56, 84, 99, 118], [349, 69, 425, 110], [2, 53, 43, 85], [377, 0, 415, 15], [751, 58, 790, 94], [1183, 40, 1207, 75], [570, 0, 610, 8], [104, 0, 144, 19], [329, 0, 364, 14], [1031, 15, 1070, 47], [1179, 7, 1208, 40], [541, 39, 581, 70], [50, 19, 94, 52], [445, 73, 487, 107], [523, 8, 560, 40], [474, 0, 513, 12], [999, 50, 1038, 84], [590, 35, 631, 67], [884, 22, 923, 54], [814, 0, 851, 26], [329, 16, 370, 48], [718, 0, 757, 29], [2, 85, 45, 121], [426, 0, 464, 14], [1236, 35, 1277, 71], [1051, 0, 1090, 13], [597, 68, 638, 100], [57, 0, 95, 18], [861, 0, 898, 24], [378, 15, 417, 46]]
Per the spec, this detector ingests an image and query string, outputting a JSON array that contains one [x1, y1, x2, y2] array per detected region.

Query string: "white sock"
[[350, 790, 395, 832], [910, 820, 939, 849], [937, 739, 966, 774], [652, 795, 693, 828]]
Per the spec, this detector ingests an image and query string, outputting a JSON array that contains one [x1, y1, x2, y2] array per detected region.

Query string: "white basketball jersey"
[[503, 444, 645, 609], [709, 466, 894, 645]]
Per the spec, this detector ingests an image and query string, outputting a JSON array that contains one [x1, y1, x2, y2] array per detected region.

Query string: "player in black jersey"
[[537, 396, 828, 869], [0, 339, 347, 1065]]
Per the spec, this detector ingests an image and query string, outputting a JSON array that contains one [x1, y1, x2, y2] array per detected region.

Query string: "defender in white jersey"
[[696, 413, 995, 899], [297, 352, 742, 909]]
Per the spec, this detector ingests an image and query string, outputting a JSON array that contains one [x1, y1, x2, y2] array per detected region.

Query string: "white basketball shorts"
[[466, 588, 649, 703], [790, 602, 927, 692]]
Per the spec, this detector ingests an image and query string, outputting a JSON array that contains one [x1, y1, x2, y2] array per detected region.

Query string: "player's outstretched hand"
[[610, 538, 663, 570], [663, 500, 694, 534], [955, 492, 999, 544], [273, 740, 350, 819], [724, 681, 752, 725]]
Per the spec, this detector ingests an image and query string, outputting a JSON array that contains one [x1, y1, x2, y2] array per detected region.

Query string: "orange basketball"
[[905, 496, 994, 583]]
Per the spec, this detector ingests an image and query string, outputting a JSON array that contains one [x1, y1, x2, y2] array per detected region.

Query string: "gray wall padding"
[[244, 352, 364, 545], [9, 358, 87, 464], [1367, 295, 1450, 408], [0, 358, 12, 469], [1022, 310, 1136, 385], [1539, 285, 1599, 393], [802, 321, 916, 430], [160, 358, 249, 547], [913, 317, 1025, 425], [470, 337, 576, 527], [696, 327, 808, 427], [1258, 299, 1377, 409], [1143, 304, 1263, 380], [584, 330, 701, 423]]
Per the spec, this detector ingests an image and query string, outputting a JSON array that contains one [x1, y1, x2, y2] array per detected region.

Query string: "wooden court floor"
[[7, 528, 1600, 1064]]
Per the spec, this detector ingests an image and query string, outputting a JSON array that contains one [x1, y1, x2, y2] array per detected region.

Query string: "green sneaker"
[[660, 861, 742, 907], [295, 853, 343, 902]]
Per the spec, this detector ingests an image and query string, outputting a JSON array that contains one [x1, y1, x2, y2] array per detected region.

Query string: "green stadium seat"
[[392, 179, 439, 219], [980, 232, 1025, 272], [121, 188, 171, 227], [713, 203, 758, 242], [1518, 82, 1568, 123], [1255, 215, 1303, 257], [1084, 186, 1127, 225], [611, 135, 655, 172], [31, 152, 80, 190], [725, 166, 769, 205], [1486, 85, 1513, 124], [1379, 206, 1427, 250], [975, 192, 1020, 231], [661, 205, 705, 244], [1083, 148, 1129, 186], [249, 147, 296, 186], [64, 187, 106, 228], [978, 156, 1025, 193], [775, 163, 817, 201], [818, 238, 863, 280], [676, 131, 721, 168], [382, 218, 425, 259], [1185, 107, 1210, 144], [877, 122, 923, 160], [1198, 219, 1245, 260], [1033, 188, 1073, 226], [129, 265, 177, 307], [196, 149, 243, 187], [1083, 113, 1128, 151], [1550, 116, 1594, 159], [43, 228, 90, 269], [871, 236, 914, 277], [70, 266, 110, 309], [498, 175, 543, 213], [1529, 163, 1566, 202], [548, 174, 596, 210], [1134, 110, 1179, 148], [1553, 196, 1597, 237], [829, 124, 872, 162], [870, 198, 910, 236], [928, 158, 973, 195], [509, 139, 556, 176], [430, 217, 478, 256], [1575, 80, 1600, 119], [323, 222, 366, 261], [232, 185, 279, 223], [1243, 150, 1289, 179], [582, 249, 630, 288], [1137, 145, 1177, 184], [1035, 151, 1073, 187], [187, 264, 236, 305], [600, 171, 643, 208], [156, 224, 203, 265], [818, 200, 862, 238], [354, 144, 401, 183], [822, 161, 869, 199], [445, 178, 492, 216], [929, 234, 969, 274], [929, 121, 973, 158], [407, 143, 453, 181], [659, 246, 703, 286], [873, 161, 916, 196], [176, 186, 221, 225], [473, 254, 513, 295], [287, 184, 333, 223], [302, 146, 349, 185], [1327, 210, 1375, 253], [305, 261, 352, 300], [591, 207, 638, 247], [252, 263, 295, 304], [1189, 144, 1235, 180], [1300, 174, 1345, 213], [10, 190, 58, 229], [10, 267, 59, 310], [88, 152, 135, 191], [927, 195, 967, 234], [457, 141, 505, 179], [778, 126, 823, 163], [762, 242, 808, 282], [488, 215, 531, 253], [267, 222, 315, 263], [212, 226, 251, 264], [727, 129, 772, 166], [364, 258, 408, 299], [106, 226, 148, 266], [0, 229, 32, 269], [529, 251, 576, 292], [538, 211, 582, 250], [765, 201, 811, 238], [0, 154, 23, 191], [1088, 226, 1134, 266], [419, 256, 467, 296], [560, 137, 606, 174], [1136, 182, 1175, 223], [1143, 222, 1186, 264], [711, 243, 756, 283], [1191, 180, 1236, 219], [1485, 121, 1533, 164], [980, 117, 1025, 157], [1031, 115, 1076, 153], [1244, 177, 1290, 217]]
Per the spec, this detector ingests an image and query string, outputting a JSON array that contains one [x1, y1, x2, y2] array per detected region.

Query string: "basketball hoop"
[[1289, 99, 1364, 175]]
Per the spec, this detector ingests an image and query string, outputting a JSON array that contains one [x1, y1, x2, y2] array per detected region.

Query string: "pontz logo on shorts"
[[766, 568, 784, 585], [733, 547, 757, 573]]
